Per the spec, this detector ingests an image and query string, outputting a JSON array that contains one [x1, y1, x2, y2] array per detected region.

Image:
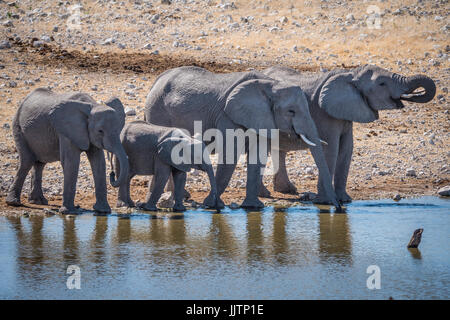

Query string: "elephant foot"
[[173, 203, 186, 212], [93, 202, 111, 214], [336, 191, 352, 204], [136, 201, 158, 212], [274, 179, 298, 195], [116, 199, 135, 208], [203, 193, 225, 209], [28, 194, 48, 205], [311, 194, 335, 205], [240, 197, 264, 210], [258, 184, 272, 198], [6, 194, 22, 207], [59, 206, 82, 214]]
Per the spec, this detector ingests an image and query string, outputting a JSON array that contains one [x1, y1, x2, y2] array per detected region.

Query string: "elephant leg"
[[86, 147, 111, 213], [28, 162, 48, 205], [241, 143, 265, 209], [6, 134, 35, 206], [334, 128, 353, 203], [141, 160, 171, 211], [314, 136, 339, 204], [273, 151, 298, 195], [172, 169, 187, 212], [117, 173, 135, 208], [204, 163, 235, 208], [59, 137, 81, 214], [241, 162, 265, 209]]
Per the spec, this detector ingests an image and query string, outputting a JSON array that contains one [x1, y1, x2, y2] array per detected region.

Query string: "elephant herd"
[[5, 64, 436, 214]]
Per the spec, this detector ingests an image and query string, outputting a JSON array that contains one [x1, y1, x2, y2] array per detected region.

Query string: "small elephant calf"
[[115, 121, 219, 212], [6, 88, 128, 214]]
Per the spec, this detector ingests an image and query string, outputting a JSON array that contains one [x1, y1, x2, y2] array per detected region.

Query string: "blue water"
[[0, 196, 449, 299]]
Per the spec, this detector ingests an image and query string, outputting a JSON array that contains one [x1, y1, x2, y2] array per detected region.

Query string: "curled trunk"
[[397, 74, 436, 103]]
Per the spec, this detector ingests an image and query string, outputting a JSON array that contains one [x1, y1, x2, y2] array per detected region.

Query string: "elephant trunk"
[[292, 116, 341, 209], [109, 143, 129, 188], [396, 74, 436, 103]]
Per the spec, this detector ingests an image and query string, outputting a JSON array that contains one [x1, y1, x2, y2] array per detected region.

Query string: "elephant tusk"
[[320, 139, 328, 146], [300, 134, 316, 147]]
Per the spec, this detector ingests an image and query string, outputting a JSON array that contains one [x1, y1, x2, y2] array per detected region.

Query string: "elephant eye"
[[288, 110, 295, 116], [98, 129, 104, 135], [379, 82, 386, 86]]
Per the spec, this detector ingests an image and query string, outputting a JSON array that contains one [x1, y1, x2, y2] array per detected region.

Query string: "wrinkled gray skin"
[[6, 88, 129, 214], [115, 121, 218, 212], [262, 65, 436, 203], [144, 66, 340, 210]]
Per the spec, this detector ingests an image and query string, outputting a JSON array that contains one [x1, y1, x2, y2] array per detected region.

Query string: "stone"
[[158, 192, 174, 208], [437, 185, 450, 197], [32, 40, 44, 47], [406, 168, 416, 177], [393, 194, 402, 201], [125, 107, 136, 116], [41, 35, 52, 42], [0, 40, 11, 49], [3, 20, 14, 27], [143, 43, 152, 49]]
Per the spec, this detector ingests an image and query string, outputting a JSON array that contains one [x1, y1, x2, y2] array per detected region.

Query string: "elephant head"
[[157, 130, 219, 209], [49, 97, 129, 188], [318, 65, 436, 122], [223, 79, 340, 209]]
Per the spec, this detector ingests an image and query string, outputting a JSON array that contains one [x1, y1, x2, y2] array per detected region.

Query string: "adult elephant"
[[144, 66, 340, 210], [6, 88, 129, 214], [261, 65, 436, 203]]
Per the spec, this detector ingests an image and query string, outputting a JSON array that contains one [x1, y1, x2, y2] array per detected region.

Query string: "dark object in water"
[[407, 228, 423, 248]]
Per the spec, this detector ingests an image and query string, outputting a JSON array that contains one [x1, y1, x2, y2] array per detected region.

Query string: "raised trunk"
[[398, 74, 436, 103], [109, 145, 129, 188]]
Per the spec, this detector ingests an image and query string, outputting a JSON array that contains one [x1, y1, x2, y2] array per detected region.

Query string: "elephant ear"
[[157, 137, 192, 173], [224, 79, 276, 138], [319, 73, 378, 123], [48, 100, 92, 151], [105, 97, 126, 129]]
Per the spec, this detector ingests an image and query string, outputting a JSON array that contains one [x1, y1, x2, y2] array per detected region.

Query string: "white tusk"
[[320, 139, 328, 146], [300, 134, 316, 147]]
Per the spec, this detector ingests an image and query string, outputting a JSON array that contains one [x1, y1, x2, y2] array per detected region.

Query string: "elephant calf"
[[6, 88, 129, 214], [115, 121, 218, 212]]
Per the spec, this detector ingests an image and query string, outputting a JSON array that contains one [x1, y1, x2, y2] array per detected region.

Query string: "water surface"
[[0, 196, 449, 299]]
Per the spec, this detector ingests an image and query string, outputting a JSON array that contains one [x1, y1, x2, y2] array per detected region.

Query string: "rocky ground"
[[0, 0, 449, 215]]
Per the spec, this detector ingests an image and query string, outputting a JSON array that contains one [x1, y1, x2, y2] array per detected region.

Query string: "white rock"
[[438, 186, 450, 197], [0, 40, 11, 49], [125, 107, 136, 116], [41, 35, 51, 42]]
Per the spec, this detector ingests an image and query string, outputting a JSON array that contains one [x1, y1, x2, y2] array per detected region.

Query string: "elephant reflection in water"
[[6, 216, 80, 288], [318, 213, 352, 265], [6, 211, 353, 282]]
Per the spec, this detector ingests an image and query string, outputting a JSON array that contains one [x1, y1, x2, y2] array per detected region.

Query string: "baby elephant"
[[115, 121, 219, 212], [6, 88, 129, 214]]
